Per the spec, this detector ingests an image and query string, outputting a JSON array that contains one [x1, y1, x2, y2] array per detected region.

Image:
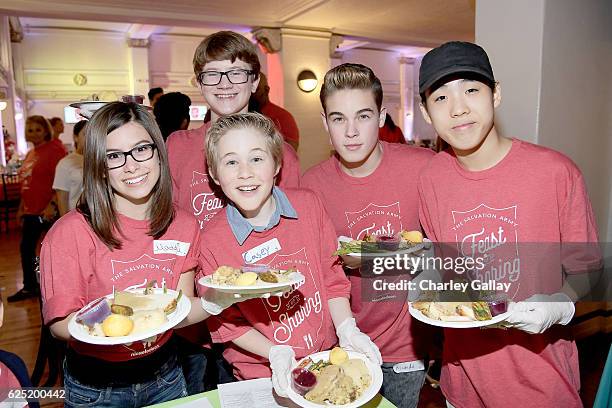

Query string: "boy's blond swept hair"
[[319, 63, 383, 113], [206, 112, 283, 180], [193, 31, 261, 80]]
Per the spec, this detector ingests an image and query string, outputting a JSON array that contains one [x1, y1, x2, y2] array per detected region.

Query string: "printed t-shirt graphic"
[[417, 138, 600, 408], [301, 142, 435, 363]]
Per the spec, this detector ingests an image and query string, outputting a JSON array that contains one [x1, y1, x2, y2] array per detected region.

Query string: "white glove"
[[269, 345, 296, 398], [336, 318, 382, 365], [506, 293, 575, 334], [200, 289, 264, 316]]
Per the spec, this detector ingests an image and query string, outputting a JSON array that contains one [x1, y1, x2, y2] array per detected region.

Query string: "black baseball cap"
[[419, 41, 495, 95]]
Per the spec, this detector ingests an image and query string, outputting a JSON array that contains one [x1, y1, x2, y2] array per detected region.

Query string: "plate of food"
[[68, 285, 190, 345], [335, 231, 430, 259], [198, 265, 305, 295], [409, 295, 511, 328], [286, 347, 383, 408]]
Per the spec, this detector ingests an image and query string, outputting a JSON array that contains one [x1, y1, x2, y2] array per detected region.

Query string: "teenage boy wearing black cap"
[[417, 41, 600, 407]]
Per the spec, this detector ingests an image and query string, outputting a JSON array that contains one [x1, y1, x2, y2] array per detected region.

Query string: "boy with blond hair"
[[198, 112, 381, 395], [301, 63, 435, 407]]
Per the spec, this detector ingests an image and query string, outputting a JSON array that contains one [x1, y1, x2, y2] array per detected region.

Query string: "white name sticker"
[[242, 238, 281, 264], [393, 359, 425, 373], [153, 240, 191, 257]]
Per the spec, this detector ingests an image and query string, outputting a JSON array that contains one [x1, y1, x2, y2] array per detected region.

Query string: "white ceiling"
[[3, 0, 475, 50]]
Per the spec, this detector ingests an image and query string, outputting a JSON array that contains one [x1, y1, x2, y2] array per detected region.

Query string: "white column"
[[279, 28, 332, 171], [126, 38, 150, 98], [398, 57, 415, 141]]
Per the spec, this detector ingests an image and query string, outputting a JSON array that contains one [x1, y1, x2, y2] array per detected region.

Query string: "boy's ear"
[[208, 167, 220, 186], [419, 102, 432, 125], [493, 82, 501, 108], [378, 107, 387, 128], [320, 111, 330, 133], [251, 74, 261, 94]]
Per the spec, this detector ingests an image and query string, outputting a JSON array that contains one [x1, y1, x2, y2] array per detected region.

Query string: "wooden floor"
[[0, 223, 607, 408]]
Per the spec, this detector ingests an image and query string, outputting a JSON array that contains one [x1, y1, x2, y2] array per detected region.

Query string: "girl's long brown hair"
[[77, 102, 175, 249]]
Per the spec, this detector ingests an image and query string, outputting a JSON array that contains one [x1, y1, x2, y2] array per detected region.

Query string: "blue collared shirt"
[[226, 187, 298, 245]]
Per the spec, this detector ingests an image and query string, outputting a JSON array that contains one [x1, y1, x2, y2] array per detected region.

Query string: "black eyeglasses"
[[197, 69, 254, 86], [106, 143, 157, 170]]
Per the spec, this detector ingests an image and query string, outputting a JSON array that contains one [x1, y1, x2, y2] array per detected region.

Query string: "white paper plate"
[[408, 302, 512, 328], [68, 288, 191, 345], [198, 271, 305, 295], [286, 350, 383, 408], [337, 236, 430, 259]]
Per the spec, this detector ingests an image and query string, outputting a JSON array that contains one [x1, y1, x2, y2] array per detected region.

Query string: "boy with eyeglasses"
[[167, 31, 300, 231], [166, 30, 300, 395]]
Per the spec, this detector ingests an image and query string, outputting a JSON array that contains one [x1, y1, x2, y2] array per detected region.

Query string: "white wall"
[[538, 0, 612, 242], [476, 0, 545, 143], [476, 0, 612, 241], [19, 28, 130, 145]]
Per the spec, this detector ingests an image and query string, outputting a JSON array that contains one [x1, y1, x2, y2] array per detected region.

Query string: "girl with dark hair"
[[38, 102, 250, 407]]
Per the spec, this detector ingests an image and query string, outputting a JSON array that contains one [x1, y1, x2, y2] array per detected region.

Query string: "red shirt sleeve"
[[40, 227, 90, 324], [558, 165, 601, 274], [277, 142, 300, 188]]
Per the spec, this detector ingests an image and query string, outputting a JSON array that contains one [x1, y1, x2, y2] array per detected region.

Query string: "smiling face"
[[106, 121, 160, 218], [322, 88, 386, 175], [26, 121, 49, 146], [420, 78, 500, 155], [199, 59, 259, 123], [211, 127, 279, 225]]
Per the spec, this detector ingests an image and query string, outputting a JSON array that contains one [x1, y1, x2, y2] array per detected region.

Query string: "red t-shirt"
[[19, 141, 67, 214], [378, 125, 405, 144], [40, 209, 201, 362], [167, 123, 301, 230], [301, 142, 435, 363], [0, 362, 26, 407], [198, 188, 351, 380], [418, 138, 600, 408], [261, 102, 300, 146]]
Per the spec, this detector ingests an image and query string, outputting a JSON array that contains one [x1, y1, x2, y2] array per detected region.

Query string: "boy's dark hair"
[[148, 87, 164, 101], [193, 31, 261, 81], [73, 119, 88, 136], [320, 63, 383, 113], [153, 92, 192, 141], [49, 117, 63, 126]]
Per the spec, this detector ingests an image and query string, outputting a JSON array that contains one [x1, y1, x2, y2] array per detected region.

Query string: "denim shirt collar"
[[226, 187, 298, 245]]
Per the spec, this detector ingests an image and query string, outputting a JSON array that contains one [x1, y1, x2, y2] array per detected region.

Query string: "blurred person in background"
[[8, 116, 66, 302], [148, 87, 164, 108], [52, 119, 87, 216], [250, 73, 300, 151], [378, 114, 406, 144], [48, 117, 68, 154], [153, 92, 191, 142]]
